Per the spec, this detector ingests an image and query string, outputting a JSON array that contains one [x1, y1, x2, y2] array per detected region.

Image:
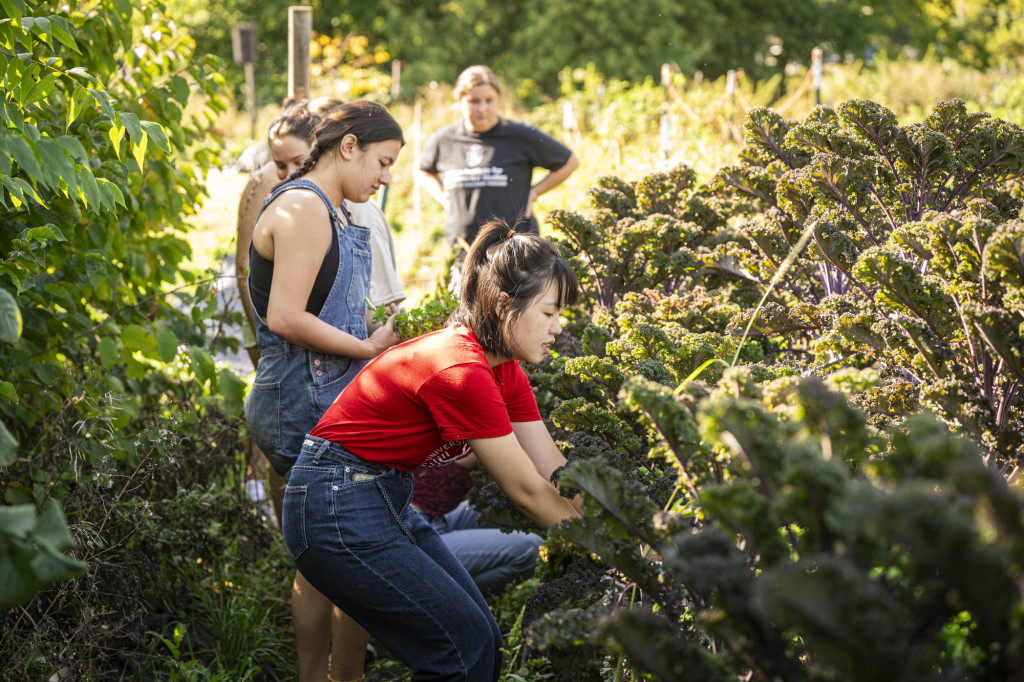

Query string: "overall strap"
[[339, 199, 354, 225], [256, 178, 342, 228]]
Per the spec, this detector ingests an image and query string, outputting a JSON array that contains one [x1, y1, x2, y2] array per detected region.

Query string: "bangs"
[[551, 260, 580, 309]]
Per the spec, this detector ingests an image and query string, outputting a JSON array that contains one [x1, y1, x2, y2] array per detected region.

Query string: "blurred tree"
[[162, 0, 1023, 103]]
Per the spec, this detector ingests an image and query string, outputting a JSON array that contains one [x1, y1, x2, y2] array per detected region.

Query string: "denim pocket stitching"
[[283, 484, 309, 560]]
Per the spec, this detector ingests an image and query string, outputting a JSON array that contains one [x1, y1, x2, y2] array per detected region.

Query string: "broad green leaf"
[[1, 176, 27, 207], [6, 136, 41, 179], [0, 381, 16, 403], [188, 347, 217, 384], [32, 362, 54, 384], [98, 337, 117, 369], [103, 374, 125, 394], [217, 367, 247, 406], [28, 548, 85, 585], [0, 0, 26, 22], [124, 353, 146, 380], [0, 544, 36, 607], [32, 500, 75, 551], [66, 85, 90, 128], [57, 135, 88, 163], [24, 225, 66, 242], [131, 132, 148, 170], [87, 87, 115, 122], [0, 288, 23, 344], [0, 505, 35, 539], [118, 112, 143, 145], [140, 121, 169, 153], [169, 75, 189, 102], [97, 178, 126, 209], [22, 72, 58, 108], [77, 167, 100, 209], [0, 419, 17, 466], [121, 324, 153, 354], [26, 16, 52, 47], [12, 176, 40, 203], [66, 67, 93, 80], [113, 0, 132, 20], [154, 327, 178, 363], [36, 139, 77, 196], [47, 15, 79, 53], [108, 122, 125, 159], [0, 140, 12, 176], [0, 99, 27, 132]]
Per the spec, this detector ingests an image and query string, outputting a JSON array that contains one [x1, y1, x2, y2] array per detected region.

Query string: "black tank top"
[[248, 199, 352, 319]]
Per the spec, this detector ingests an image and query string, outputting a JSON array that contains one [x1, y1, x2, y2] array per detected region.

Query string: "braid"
[[286, 144, 324, 182], [273, 99, 403, 184]]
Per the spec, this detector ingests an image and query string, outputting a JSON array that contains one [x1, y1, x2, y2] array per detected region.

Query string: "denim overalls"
[[243, 179, 372, 479]]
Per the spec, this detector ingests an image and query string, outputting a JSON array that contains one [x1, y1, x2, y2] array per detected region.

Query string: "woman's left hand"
[[366, 305, 401, 356]]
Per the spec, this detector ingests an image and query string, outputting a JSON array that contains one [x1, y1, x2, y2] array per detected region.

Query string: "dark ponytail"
[[449, 220, 579, 360], [287, 100, 405, 182]]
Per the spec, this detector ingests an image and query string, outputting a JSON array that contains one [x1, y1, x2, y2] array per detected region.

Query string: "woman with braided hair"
[[285, 220, 584, 680], [243, 99, 404, 682]]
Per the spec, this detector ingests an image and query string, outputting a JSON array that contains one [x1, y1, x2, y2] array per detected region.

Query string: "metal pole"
[[288, 6, 312, 100]]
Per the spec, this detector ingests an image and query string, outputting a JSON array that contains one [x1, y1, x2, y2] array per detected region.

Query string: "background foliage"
[[166, 0, 1024, 103], [0, 0, 294, 677], [459, 96, 1024, 680]]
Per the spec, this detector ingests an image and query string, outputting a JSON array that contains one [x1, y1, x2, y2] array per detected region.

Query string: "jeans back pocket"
[[282, 484, 309, 561]]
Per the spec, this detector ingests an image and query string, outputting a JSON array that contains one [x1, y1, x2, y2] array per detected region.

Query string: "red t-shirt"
[[311, 325, 541, 470]]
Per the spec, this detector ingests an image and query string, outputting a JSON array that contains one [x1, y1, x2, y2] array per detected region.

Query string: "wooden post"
[[660, 63, 672, 160], [391, 60, 402, 101], [288, 6, 312, 100], [412, 100, 422, 226], [231, 23, 258, 137], [812, 47, 823, 106]]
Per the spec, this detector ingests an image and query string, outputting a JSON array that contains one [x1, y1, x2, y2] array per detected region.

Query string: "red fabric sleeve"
[[499, 361, 542, 423], [420, 363, 516, 441]]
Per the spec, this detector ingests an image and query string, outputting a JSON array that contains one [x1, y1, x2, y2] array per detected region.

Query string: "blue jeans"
[[428, 501, 542, 595], [283, 436, 502, 681]]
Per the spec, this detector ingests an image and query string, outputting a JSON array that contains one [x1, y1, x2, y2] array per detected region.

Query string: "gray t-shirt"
[[419, 119, 572, 247]]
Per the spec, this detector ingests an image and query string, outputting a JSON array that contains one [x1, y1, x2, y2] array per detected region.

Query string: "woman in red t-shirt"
[[282, 221, 583, 680]]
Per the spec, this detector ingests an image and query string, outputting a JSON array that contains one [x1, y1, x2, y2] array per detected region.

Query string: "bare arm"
[[469, 431, 579, 530], [254, 193, 400, 359], [527, 152, 579, 218], [235, 165, 277, 337], [416, 168, 449, 210], [512, 420, 583, 514]]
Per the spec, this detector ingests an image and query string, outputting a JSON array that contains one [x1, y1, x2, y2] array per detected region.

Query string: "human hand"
[[526, 188, 537, 218], [366, 305, 401, 356]]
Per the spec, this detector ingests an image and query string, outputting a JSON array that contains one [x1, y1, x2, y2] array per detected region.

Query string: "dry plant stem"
[[730, 223, 815, 368]]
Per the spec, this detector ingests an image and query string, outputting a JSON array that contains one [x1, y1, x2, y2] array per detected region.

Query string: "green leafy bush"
[[0, 0, 233, 604], [0, 1, 290, 678], [455, 97, 1024, 679]]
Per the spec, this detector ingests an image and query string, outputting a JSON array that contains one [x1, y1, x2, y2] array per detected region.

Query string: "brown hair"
[[449, 220, 579, 360], [453, 65, 502, 101], [287, 100, 405, 181], [267, 98, 322, 146]]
